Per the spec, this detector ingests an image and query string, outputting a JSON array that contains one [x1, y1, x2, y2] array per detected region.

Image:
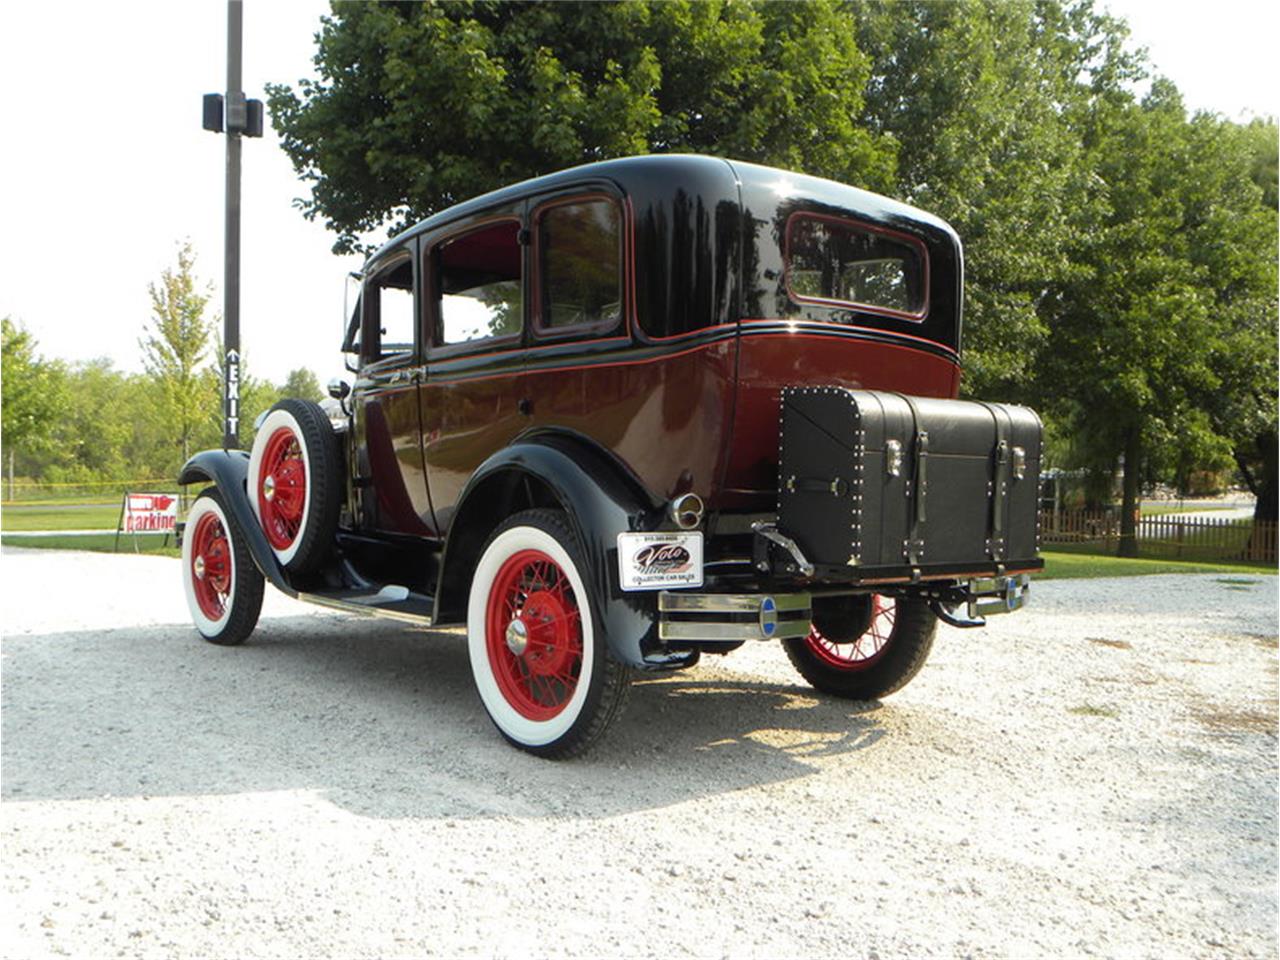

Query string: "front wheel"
[[182, 488, 264, 646], [467, 509, 631, 758], [782, 594, 937, 700]]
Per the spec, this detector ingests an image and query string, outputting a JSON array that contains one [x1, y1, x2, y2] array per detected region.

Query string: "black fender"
[[436, 435, 696, 670], [177, 450, 296, 597]]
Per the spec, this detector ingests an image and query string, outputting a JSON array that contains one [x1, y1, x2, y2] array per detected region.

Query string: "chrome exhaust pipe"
[[669, 493, 705, 530]]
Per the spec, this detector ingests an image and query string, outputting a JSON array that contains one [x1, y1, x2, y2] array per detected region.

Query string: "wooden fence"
[[1040, 509, 1277, 564]]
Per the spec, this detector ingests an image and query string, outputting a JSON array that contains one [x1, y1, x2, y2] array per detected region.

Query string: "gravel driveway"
[[2, 547, 1276, 959]]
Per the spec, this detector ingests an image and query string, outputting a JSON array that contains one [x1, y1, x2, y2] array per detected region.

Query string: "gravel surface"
[[2, 546, 1276, 959]]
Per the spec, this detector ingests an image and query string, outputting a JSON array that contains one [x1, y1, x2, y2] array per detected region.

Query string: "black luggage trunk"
[[778, 387, 1043, 580]]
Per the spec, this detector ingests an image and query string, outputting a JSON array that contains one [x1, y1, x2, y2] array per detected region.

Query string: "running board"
[[296, 585, 435, 625]]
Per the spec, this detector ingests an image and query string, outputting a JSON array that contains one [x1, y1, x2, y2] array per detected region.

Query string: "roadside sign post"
[[115, 493, 179, 552], [202, 0, 263, 451]]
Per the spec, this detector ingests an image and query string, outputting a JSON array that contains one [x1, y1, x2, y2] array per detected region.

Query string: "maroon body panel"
[[524, 338, 738, 508], [722, 325, 961, 510], [351, 378, 435, 537], [420, 372, 528, 532]]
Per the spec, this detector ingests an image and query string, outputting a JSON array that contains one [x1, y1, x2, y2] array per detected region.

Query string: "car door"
[[522, 190, 631, 448], [351, 244, 436, 536], [419, 211, 529, 533]]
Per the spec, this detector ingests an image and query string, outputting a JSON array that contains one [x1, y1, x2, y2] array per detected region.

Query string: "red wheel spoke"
[[257, 426, 308, 551], [190, 511, 232, 620], [805, 595, 897, 672], [485, 546, 584, 720]]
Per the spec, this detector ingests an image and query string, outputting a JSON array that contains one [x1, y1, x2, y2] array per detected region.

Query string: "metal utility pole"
[[202, 0, 263, 450]]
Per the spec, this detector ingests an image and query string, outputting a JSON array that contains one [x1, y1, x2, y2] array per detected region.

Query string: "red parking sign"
[[122, 493, 178, 533]]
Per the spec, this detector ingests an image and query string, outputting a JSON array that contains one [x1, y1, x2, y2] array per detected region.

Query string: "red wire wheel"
[[181, 490, 263, 646], [805, 594, 897, 671], [255, 426, 307, 551], [248, 400, 341, 575], [188, 510, 232, 621], [783, 594, 937, 700], [484, 548, 584, 721]]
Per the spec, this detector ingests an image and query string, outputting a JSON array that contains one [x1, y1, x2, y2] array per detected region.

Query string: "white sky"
[[0, 0, 1276, 386], [1102, 0, 1280, 119]]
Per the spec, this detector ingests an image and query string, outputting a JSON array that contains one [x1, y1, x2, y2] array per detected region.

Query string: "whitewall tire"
[[182, 489, 264, 645], [247, 399, 341, 574], [467, 509, 630, 758]]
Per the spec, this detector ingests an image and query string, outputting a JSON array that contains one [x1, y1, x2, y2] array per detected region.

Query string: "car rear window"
[[785, 214, 927, 319]]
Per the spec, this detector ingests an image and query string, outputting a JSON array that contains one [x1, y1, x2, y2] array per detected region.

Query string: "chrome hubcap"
[[505, 618, 529, 656], [263, 474, 276, 502], [193, 555, 206, 580]]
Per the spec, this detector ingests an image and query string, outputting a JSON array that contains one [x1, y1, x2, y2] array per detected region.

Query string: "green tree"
[[45, 360, 136, 482], [854, 0, 1141, 398], [1193, 118, 1279, 530], [267, 0, 897, 253], [280, 367, 323, 403], [1, 318, 66, 493], [140, 242, 220, 467], [1240, 117, 1279, 210], [1043, 81, 1278, 554]]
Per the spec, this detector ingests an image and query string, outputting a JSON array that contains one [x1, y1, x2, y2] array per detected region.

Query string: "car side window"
[[364, 256, 415, 360], [537, 198, 622, 333], [435, 221, 523, 346]]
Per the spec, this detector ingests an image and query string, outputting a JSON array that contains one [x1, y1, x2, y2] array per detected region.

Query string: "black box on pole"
[[202, 93, 224, 133], [245, 99, 264, 138]]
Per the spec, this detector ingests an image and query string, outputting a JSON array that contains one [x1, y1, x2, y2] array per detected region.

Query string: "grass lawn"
[[1, 504, 126, 531], [1, 533, 179, 556], [1039, 550, 1275, 580]]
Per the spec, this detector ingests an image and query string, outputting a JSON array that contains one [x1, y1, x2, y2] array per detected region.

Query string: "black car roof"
[[364, 154, 957, 269]]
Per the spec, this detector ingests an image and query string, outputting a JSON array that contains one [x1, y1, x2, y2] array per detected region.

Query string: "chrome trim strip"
[[659, 620, 811, 642]]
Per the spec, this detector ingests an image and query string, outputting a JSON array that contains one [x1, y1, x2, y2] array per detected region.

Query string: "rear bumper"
[[658, 591, 811, 642], [966, 574, 1030, 617], [655, 571, 1030, 644]]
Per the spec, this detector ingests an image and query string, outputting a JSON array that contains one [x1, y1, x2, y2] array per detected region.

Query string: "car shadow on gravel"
[[2, 617, 891, 818]]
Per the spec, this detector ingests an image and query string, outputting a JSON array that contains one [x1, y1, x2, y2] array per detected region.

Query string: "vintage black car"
[[178, 155, 1042, 757]]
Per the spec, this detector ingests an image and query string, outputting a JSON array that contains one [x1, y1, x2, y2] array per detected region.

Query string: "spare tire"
[[247, 398, 342, 574]]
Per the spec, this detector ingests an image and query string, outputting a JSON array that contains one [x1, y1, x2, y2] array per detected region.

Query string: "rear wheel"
[[467, 509, 631, 758], [182, 489, 264, 646], [782, 594, 937, 700], [247, 399, 341, 574]]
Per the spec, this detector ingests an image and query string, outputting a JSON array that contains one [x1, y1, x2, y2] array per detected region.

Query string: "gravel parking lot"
[[2, 546, 1276, 959]]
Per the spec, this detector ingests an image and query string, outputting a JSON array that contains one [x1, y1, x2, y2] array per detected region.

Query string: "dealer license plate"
[[617, 532, 704, 591]]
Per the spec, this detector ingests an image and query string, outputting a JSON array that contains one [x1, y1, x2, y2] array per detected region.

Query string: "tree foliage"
[[1042, 80, 1278, 541], [267, 0, 896, 254], [854, 0, 1141, 399], [1, 318, 65, 463], [140, 242, 220, 463], [281, 367, 323, 403]]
